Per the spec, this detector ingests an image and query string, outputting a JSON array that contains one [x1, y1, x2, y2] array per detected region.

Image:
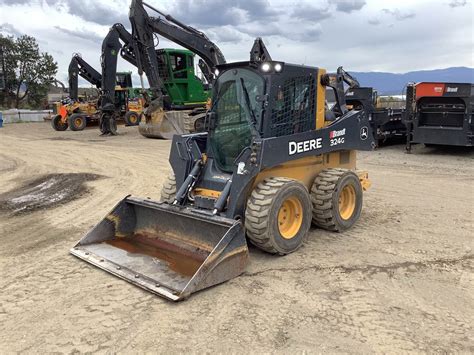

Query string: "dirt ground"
[[0, 122, 472, 353]]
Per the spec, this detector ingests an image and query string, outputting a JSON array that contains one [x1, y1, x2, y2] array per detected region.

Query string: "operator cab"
[[207, 61, 319, 173]]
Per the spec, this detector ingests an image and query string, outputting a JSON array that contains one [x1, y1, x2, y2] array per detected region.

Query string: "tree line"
[[0, 34, 58, 109]]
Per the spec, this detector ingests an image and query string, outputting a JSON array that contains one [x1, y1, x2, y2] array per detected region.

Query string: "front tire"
[[245, 177, 312, 255], [311, 169, 363, 232], [51, 114, 68, 131], [68, 113, 87, 131], [160, 173, 176, 203]]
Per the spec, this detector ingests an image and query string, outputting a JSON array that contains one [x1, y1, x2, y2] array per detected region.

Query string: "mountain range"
[[348, 67, 474, 96]]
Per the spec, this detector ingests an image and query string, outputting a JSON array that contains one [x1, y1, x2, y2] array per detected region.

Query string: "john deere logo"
[[111, 49, 117, 55], [360, 126, 368, 140]]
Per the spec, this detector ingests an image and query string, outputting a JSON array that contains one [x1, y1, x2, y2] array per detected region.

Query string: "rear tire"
[[68, 113, 87, 131], [245, 177, 312, 255], [124, 111, 140, 126], [160, 173, 176, 203], [51, 114, 68, 131], [311, 169, 363, 232]]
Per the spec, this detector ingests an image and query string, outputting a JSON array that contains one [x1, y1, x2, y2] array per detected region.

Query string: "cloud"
[[60, 0, 128, 25], [285, 24, 323, 42], [368, 18, 380, 25], [0, 22, 22, 36], [166, 0, 280, 28], [448, 0, 467, 7], [0, 0, 29, 4], [0, 0, 472, 76], [329, 0, 366, 13], [206, 26, 245, 43], [54, 26, 103, 44], [382, 8, 416, 21], [292, 4, 331, 21]]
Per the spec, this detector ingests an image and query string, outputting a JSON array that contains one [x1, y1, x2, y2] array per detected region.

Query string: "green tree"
[[0, 35, 17, 107], [0, 34, 58, 109]]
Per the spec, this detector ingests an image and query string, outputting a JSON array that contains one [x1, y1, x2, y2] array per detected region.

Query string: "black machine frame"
[[344, 87, 405, 144], [168, 61, 375, 220]]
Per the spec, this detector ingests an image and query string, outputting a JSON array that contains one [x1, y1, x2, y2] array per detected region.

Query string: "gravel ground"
[[0, 122, 472, 353]]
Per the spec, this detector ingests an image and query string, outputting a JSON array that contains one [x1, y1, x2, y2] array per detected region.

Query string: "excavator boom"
[[68, 54, 102, 101], [127, 0, 226, 139]]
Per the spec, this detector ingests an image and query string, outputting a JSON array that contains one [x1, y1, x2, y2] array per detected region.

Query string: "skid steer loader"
[[71, 39, 375, 301]]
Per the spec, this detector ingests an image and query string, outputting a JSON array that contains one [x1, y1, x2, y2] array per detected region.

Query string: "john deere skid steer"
[[71, 39, 375, 301]]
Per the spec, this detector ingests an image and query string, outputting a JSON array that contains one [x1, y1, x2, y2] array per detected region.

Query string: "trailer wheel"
[[124, 111, 140, 126], [51, 114, 68, 131], [68, 113, 87, 131], [160, 173, 176, 203], [245, 177, 312, 255], [311, 169, 363, 232]]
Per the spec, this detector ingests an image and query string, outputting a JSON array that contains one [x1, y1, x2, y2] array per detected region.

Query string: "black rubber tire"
[[310, 169, 363, 232], [124, 111, 140, 126], [245, 177, 312, 255], [160, 173, 176, 203], [68, 113, 87, 131], [51, 114, 68, 131]]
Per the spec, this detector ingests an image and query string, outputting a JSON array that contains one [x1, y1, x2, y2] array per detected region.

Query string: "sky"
[[0, 0, 472, 86]]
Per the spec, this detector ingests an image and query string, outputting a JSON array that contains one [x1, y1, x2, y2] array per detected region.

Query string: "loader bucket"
[[138, 110, 189, 139], [70, 196, 249, 301]]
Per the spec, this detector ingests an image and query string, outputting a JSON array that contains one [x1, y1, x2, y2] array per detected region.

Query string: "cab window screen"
[[270, 76, 316, 137]]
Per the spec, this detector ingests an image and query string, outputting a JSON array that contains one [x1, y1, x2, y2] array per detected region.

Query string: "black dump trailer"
[[405, 82, 474, 151], [345, 87, 405, 145]]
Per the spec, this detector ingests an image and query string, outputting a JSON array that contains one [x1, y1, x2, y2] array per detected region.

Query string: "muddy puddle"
[[0, 173, 103, 214]]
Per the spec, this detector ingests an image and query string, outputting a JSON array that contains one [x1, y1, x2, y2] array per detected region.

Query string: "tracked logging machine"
[[71, 39, 375, 301]]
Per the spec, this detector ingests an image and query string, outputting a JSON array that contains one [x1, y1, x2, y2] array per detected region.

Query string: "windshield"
[[209, 69, 264, 172]]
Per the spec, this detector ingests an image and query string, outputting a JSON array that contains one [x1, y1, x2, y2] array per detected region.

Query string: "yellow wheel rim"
[[129, 115, 137, 124], [75, 118, 83, 127], [278, 196, 303, 239], [339, 185, 356, 220]]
